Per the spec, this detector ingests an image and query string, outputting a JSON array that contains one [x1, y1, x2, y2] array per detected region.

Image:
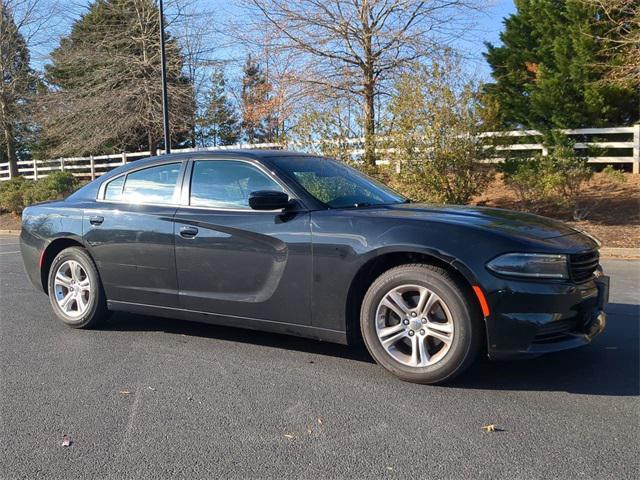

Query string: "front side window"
[[104, 163, 181, 204], [190, 160, 283, 209]]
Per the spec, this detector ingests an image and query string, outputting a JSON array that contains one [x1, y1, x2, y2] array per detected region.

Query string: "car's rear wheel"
[[361, 264, 481, 384], [48, 246, 108, 329]]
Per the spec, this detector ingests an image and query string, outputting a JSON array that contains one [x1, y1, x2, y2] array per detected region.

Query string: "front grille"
[[569, 250, 599, 283]]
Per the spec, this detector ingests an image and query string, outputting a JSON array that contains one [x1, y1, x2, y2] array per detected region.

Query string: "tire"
[[360, 264, 481, 384], [47, 246, 108, 329]]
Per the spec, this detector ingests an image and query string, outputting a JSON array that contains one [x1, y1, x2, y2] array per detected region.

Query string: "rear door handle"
[[89, 215, 104, 225], [179, 226, 199, 238]]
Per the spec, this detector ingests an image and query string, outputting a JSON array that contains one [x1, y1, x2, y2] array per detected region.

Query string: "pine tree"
[[41, 0, 195, 156], [200, 68, 239, 146], [241, 55, 274, 143], [483, 0, 639, 129], [0, 2, 37, 176]]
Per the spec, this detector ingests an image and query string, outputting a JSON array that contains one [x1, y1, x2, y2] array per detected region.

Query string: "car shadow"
[[101, 310, 373, 363], [102, 302, 638, 397]]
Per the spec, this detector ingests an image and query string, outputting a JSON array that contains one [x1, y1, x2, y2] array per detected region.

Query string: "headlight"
[[487, 253, 569, 279]]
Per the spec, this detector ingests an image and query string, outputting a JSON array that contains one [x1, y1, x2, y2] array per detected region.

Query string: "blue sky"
[[465, 0, 516, 78], [27, 0, 516, 80]]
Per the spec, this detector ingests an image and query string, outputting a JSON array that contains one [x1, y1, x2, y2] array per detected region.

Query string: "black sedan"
[[20, 151, 609, 384]]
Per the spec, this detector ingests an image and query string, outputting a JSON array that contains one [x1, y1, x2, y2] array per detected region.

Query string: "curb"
[[600, 247, 640, 260]]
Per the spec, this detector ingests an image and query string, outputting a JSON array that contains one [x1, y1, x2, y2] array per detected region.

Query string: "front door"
[[84, 161, 184, 307], [174, 158, 312, 325]]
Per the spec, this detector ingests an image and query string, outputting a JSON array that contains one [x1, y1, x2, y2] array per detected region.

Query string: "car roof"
[[145, 149, 320, 162]]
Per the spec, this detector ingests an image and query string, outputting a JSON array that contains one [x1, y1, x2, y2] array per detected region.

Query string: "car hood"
[[354, 203, 581, 240]]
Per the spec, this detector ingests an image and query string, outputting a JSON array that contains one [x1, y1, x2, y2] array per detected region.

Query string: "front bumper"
[[486, 275, 609, 360]]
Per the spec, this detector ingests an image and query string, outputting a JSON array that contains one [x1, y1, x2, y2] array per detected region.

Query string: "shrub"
[[0, 172, 78, 214], [500, 143, 626, 220], [23, 172, 78, 206], [0, 177, 31, 214], [385, 55, 493, 204], [499, 156, 561, 210]]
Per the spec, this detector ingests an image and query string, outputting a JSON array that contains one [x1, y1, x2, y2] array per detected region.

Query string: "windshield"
[[274, 156, 406, 208]]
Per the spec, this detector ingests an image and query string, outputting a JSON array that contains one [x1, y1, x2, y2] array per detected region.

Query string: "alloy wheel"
[[375, 284, 454, 367], [54, 260, 92, 318]]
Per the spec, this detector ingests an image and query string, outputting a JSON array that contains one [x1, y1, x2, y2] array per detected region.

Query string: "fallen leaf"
[[61, 435, 72, 447], [119, 390, 131, 395], [317, 417, 322, 425], [386, 466, 394, 471], [283, 433, 295, 439], [306, 427, 312, 434], [482, 424, 497, 432], [147, 386, 155, 391]]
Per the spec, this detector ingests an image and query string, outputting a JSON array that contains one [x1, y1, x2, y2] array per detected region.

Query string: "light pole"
[[159, 0, 170, 154]]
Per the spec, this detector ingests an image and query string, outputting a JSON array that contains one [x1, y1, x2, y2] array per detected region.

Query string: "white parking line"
[[0, 251, 20, 255]]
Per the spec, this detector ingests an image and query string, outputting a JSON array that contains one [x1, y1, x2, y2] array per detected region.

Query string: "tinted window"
[[119, 163, 181, 204], [275, 156, 405, 208], [190, 161, 283, 209], [104, 175, 125, 200]]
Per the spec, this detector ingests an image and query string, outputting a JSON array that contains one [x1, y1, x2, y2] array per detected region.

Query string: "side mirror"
[[249, 190, 291, 210]]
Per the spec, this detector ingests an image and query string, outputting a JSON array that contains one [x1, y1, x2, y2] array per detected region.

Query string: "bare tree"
[[239, 0, 484, 166], [170, 0, 225, 147], [583, 0, 639, 86]]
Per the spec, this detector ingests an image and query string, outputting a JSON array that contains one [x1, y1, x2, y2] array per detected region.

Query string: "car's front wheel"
[[47, 246, 108, 329], [361, 264, 481, 384]]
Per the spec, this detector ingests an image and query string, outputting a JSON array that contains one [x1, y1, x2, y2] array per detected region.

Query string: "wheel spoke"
[[409, 334, 419, 366], [415, 287, 430, 314], [76, 293, 87, 312], [71, 261, 84, 281], [378, 323, 405, 339], [60, 293, 75, 312], [388, 290, 411, 314], [417, 336, 430, 366], [427, 321, 453, 334], [78, 278, 90, 290], [380, 329, 408, 348], [381, 297, 406, 320], [426, 324, 452, 344], [421, 292, 439, 317], [55, 272, 72, 287]]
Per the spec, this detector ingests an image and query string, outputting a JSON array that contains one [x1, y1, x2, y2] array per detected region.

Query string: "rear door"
[[84, 160, 185, 307], [173, 158, 312, 325]]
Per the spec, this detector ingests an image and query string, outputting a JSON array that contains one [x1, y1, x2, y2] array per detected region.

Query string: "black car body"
[[20, 151, 609, 382]]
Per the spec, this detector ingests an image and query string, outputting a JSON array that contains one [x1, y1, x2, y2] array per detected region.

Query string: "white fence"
[[1, 126, 638, 181]]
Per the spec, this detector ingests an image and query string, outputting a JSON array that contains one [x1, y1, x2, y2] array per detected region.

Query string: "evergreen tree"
[[41, 0, 195, 156], [0, 2, 38, 175], [483, 0, 639, 129], [241, 55, 274, 143], [200, 68, 239, 146]]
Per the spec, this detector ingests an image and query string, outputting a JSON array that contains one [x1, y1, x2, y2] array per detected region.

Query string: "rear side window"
[[103, 163, 181, 204], [189, 160, 283, 209], [104, 175, 125, 200]]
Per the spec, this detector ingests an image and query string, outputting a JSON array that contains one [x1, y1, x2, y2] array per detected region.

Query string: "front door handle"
[[89, 215, 104, 225], [179, 226, 199, 238]]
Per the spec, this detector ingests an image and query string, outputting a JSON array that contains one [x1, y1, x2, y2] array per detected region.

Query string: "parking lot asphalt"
[[0, 235, 638, 479]]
